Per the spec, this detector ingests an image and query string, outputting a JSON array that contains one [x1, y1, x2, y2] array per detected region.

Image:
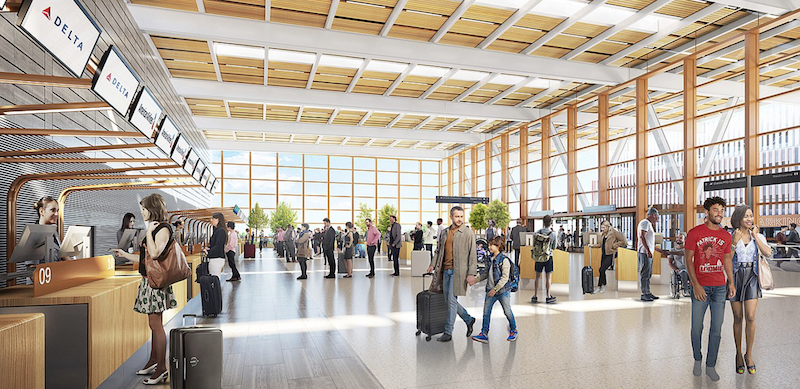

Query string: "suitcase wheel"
[[426, 336, 432, 341], [416, 330, 421, 336]]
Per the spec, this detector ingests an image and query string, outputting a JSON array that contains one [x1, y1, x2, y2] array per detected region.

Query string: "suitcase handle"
[[183, 314, 198, 327], [422, 272, 434, 292]]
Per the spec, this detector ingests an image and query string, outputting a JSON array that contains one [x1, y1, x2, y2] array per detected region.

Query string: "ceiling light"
[[319, 54, 363, 69], [451, 69, 490, 81], [346, 0, 386, 8], [406, 9, 443, 17], [409, 65, 450, 78], [268, 49, 316, 64], [365, 60, 408, 73], [214, 43, 265, 60], [492, 74, 526, 85]]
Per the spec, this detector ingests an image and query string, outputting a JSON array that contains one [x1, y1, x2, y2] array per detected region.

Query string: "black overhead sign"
[[436, 196, 489, 204], [703, 177, 747, 191], [752, 171, 800, 187]]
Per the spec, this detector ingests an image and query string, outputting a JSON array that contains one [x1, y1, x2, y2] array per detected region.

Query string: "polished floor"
[[106, 248, 800, 389]]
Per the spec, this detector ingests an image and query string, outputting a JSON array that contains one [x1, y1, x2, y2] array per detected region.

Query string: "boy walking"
[[472, 236, 518, 343]]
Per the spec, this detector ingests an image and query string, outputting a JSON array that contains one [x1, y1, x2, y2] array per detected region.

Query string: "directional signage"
[[193, 160, 206, 182], [183, 149, 199, 176], [201, 168, 211, 188], [703, 177, 747, 191], [211, 178, 219, 194], [128, 87, 162, 137], [435, 196, 490, 204], [752, 171, 800, 187], [583, 205, 617, 213], [17, 0, 102, 77], [170, 134, 190, 167], [154, 116, 179, 157], [92, 46, 140, 117]]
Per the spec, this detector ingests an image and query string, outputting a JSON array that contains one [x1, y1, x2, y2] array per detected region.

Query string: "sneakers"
[[545, 296, 556, 304], [466, 317, 476, 337], [437, 333, 452, 342], [599, 285, 607, 294], [471, 332, 489, 344], [507, 330, 518, 342], [531, 296, 538, 303], [641, 294, 654, 301], [648, 293, 660, 300]]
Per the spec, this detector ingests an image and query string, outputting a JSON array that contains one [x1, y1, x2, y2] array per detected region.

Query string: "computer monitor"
[[59, 226, 93, 258], [9, 224, 60, 263], [522, 232, 534, 247]]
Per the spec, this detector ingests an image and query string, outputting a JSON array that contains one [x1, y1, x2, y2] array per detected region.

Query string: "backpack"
[[532, 230, 552, 263], [507, 256, 520, 292], [353, 231, 360, 245]]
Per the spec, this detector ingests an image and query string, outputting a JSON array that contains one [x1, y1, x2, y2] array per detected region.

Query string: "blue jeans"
[[481, 292, 516, 334], [443, 269, 472, 335], [638, 252, 652, 295], [691, 285, 727, 367]]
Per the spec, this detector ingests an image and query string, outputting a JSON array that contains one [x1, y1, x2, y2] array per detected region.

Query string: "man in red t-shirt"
[[685, 196, 735, 382]]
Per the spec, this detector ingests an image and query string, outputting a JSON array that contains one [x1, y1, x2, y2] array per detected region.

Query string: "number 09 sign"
[[33, 256, 115, 297]]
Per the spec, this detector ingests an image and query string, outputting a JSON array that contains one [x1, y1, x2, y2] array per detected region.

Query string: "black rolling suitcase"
[[170, 314, 223, 389], [415, 273, 447, 341], [199, 274, 222, 316], [337, 250, 347, 274], [581, 266, 594, 294]]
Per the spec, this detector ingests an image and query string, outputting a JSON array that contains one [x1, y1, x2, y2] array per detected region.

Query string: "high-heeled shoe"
[[143, 370, 168, 385], [735, 354, 745, 375], [136, 363, 157, 375], [745, 353, 756, 374]]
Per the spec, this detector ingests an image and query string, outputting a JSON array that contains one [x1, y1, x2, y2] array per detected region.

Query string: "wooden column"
[[501, 134, 509, 203], [541, 116, 551, 211], [684, 58, 698, 232], [485, 141, 492, 198], [471, 147, 478, 196], [459, 152, 465, 197], [744, 31, 760, 224], [636, 78, 648, 224], [567, 105, 577, 212], [520, 125, 529, 219], [598, 95, 610, 205]]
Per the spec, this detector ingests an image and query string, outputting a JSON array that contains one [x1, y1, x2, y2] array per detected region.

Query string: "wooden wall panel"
[[0, 313, 44, 389]]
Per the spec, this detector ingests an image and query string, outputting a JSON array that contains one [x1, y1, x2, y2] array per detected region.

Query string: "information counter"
[[518, 247, 568, 284], [399, 241, 413, 261], [0, 313, 44, 389]]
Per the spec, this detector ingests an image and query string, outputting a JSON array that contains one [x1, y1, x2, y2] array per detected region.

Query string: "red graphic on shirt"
[[696, 237, 725, 274], [42, 7, 51, 20]]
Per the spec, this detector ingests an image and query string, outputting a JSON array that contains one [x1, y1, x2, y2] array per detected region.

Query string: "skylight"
[[492, 74, 526, 85], [526, 78, 558, 89], [451, 70, 490, 82], [319, 54, 364, 69], [365, 60, 408, 73], [529, 0, 678, 34], [215, 43, 265, 60], [409, 65, 450, 78], [268, 49, 316, 64], [476, 0, 534, 10]]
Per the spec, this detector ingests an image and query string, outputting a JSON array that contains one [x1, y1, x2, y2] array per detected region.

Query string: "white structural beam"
[[414, 116, 436, 130], [128, 4, 648, 85], [208, 140, 446, 159], [521, 0, 608, 55], [431, 0, 475, 43], [358, 111, 373, 126], [380, 0, 408, 36], [306, 53, 322, 89], [516, 81, 569, 107], [384, 64, 416, 96], [453, 73, 499, 102], [420, 68, 458, 99], [477, 0, 545, 49], [440, 118, 465, 132], [327, 108, 339, 124], [387, 113, 405, 128], [347, 59, 370, 93], [486, 76, 536, 105], [194, 117, 485, 144], [325, 0, 339, 29], [468, 119, 493, 133], [171, 77, 546, 121], [561, 0, 671, 60], [600, 3, 725, 65], [708, 0, 796, 15], [264, 0, 270, 21], [704, 37, 800, 79]]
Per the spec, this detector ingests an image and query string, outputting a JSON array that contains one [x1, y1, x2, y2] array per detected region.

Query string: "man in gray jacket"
[[509, 218, 529, 267], [428, 206, 477, 342], [390, 215, 402, 276]]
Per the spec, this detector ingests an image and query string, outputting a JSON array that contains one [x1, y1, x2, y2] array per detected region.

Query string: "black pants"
[[514, 248, 521, 267], [599, 254, 613, 286], [285, 242, 296, 262], [387, 244, 393, 261], [367, 245, 377, 275], [298, 257, 308, 277], [425, 244, 433, 261], [324, 249, 336, 276], [226, 250, 240, 279], [414, 243, 423, 251], [391, 247, 401, 275]]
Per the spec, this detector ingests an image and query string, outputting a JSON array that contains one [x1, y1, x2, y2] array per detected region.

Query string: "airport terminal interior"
[[2, 0, 800, 388]]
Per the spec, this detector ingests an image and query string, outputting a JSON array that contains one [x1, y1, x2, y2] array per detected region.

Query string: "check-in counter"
[[0, 313, 44, 389], [519, 246, 535, 279], [583, 246, 602, 276], [399, 241, 413, 262], [616, 248, 639, 281], [518, 247, 568, 284]]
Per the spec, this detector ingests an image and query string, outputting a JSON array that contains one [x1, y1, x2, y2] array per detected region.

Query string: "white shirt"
[[734, 232, 766, 263], [637, 219, 654, 254]]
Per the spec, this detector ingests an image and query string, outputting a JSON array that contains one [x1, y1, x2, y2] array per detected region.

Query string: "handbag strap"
[[149, 223, 175, 261]]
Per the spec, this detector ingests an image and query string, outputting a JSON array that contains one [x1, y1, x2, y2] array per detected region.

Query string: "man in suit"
[[390, 215, 402, 277], [322, 218, 337, 278], [509, 218, 529, 267]]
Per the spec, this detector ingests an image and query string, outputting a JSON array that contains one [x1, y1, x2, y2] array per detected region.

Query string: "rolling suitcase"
[[415, 273, 447, 341], [337, 250, 347, 274], [199, 275, 222, 316], [170, 314, 223, 389], [244, 243, 256, 258], [581, 266, 594, 294]]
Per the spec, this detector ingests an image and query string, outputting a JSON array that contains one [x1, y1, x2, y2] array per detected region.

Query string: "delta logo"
[[41, 6, 87, 51], [105, 72, 131, 99]]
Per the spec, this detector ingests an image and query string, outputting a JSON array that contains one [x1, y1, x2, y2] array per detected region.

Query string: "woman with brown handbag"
[[112, 194, 177, 385]]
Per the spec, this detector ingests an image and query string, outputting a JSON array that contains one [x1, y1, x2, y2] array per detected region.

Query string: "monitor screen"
[[154, 116, 179, 157], [91, 46, 140, 117], [170, 134, 190, 166], [128, 87, 163, 138]]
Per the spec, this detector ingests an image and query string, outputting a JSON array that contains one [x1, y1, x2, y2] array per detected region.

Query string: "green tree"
[[269, 201, 298, 232], [486, 199, 511, 230], [355, 202, 373, 234], [376, 204, 397, 234], [469, 203, 488, 232], [247, 202, 270, 235]]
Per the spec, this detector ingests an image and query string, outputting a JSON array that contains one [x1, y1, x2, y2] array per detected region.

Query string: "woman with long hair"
[[343, 222, 354, 278], [729, 204, 771, 375], [117, 212, 136, 249], [112, 194, 176, 385], [205, 212, 228, 278], [590, 220, 628, 294]]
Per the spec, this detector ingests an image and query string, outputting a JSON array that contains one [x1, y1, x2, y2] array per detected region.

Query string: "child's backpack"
[[507, 256, 519, 292], [532, 231, 552, 262]]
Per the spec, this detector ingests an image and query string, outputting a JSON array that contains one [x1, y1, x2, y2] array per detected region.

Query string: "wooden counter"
[[583, 247, 602, 276], [617, 248, 639, 281], [399, 241, 413, 261], [0, 313, 44, 389], [519, 247, 535, 279], [551, 249, 569, 284], [0, 277, 150, 389]]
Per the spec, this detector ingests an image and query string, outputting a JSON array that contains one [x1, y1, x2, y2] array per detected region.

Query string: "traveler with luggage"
[[509, 218, 528, 267], [729, 204, 772, 376], [638, 208, 666, 301], [285, 224, 297, 263], [426, 206, 478, 342], [112, 194, 178, 385], [365, 218, 380, 278], [390, 216, 402, 277], [413, 222, 424, 251], [531, 215, 557, 304], [686, 196, 735, 381], [225, 221, 241, 282], [205, 213, 228, 278], [296, 223, 312, 280], [589, 220, 628, 294], [323, 218, 337, 278], [471, 236, 518, 344]]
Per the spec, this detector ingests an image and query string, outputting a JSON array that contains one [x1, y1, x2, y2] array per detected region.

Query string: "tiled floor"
[[107, 249, 800, 389]]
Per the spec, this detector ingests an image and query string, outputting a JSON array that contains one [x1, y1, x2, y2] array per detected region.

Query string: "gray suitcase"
[[338, 250, 347, 274], [170, 314, 223, 389]]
